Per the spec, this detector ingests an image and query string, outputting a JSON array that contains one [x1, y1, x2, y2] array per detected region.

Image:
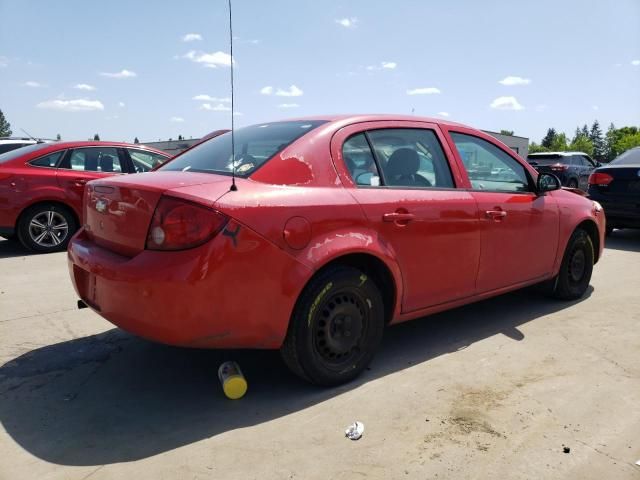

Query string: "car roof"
[[279, 113, 469, 129], [527, 151, 589, 156], [45, 141, 169, 155]]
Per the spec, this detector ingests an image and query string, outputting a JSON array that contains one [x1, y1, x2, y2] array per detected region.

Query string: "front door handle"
[[485, 210, 507, 221], [383, 212, 415, 223]]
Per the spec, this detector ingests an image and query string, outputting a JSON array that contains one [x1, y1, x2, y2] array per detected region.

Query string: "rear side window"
[[451, 133, 530, 192], [128, 149, 169, 172], [61, 147, 123, 172], [30, 150, 65, 168], [0, 143, 49, 164], [0, 143, 30, 155], [343, 128, 454, 188], [160, 120, 327, 177]]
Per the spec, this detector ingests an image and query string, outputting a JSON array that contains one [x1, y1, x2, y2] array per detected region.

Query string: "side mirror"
[[537, 172, 561, 194]]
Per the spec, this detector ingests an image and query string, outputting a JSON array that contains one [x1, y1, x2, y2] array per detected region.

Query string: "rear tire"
[[280, 265, 385, 386], [17, 204, 78, 253], [551, 228, 594, 300]]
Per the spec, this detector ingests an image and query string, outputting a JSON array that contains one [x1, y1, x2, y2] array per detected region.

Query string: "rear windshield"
[[611, 148, 640, 166], [526, 154, 566, 165], [0, 143, 31, 155], [159, 120, 327, 176], [0, 142, 47, 163]]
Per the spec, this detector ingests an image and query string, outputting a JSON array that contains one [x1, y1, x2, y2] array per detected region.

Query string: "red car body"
[[0, 141, 169, 250], [67, 115, 605, 384]]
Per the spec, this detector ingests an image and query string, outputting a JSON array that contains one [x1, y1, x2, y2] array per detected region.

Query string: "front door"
[[332, 123, 481, 313], [447, 131, 559, 292]]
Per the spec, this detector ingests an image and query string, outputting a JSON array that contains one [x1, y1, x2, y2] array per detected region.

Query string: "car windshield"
[[159, 120, 327, 176], [526, 154, 566, 165], [0, 143, 48, 164], [611, 148, 640, 165]]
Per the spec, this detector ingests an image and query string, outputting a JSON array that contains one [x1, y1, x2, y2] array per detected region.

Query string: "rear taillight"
[[550, 163, 568, 172], [146, 196, 228, 251], [588, 172, 614, 186]]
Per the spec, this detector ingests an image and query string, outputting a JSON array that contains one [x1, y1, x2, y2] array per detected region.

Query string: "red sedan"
[[0, 141, 170, 252], [68, 115, 605, 385]]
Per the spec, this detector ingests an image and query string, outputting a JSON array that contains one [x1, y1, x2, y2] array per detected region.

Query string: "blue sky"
[[1, 0, 639, 143]]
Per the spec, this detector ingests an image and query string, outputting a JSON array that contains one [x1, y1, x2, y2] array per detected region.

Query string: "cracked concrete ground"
[[0, 231, 639, 480]]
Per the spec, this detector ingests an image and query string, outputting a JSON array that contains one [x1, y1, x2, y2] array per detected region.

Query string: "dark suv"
[[527, 152, 598, 190]]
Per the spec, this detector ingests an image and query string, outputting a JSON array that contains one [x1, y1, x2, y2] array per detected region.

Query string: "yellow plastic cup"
[[218, 361, 248, 399]]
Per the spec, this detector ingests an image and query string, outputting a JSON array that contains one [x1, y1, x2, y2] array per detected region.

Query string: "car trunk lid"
[[84, 171, 234, 256], [592, 166, 640, 197]]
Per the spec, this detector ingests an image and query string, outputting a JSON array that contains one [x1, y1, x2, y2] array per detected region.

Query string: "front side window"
[[29, 150, 65, 168], [451, 133, 530, 192], [128, 149, 169, 172], [342, 128, 454, 188], [61, 147, 123, 172], [160, 120, 327, 176]]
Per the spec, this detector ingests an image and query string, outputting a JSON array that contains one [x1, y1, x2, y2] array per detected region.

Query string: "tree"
[[134, 137, 139, 144], [178, 134, 184, 140], [541, 128, 557, 149], [581, 124, 589, 138], [93, 133, 100, 141], [0, 109, 12, 137], [56, 133, 61, 141], [615, 132, 640, 155], [528, 142, 548, 153], [603, 123, 616, 162], [589, 120, 604, 160], [550, 132, 568, 151], [499, 130, 514, 136], [569, 136, 594, 157]]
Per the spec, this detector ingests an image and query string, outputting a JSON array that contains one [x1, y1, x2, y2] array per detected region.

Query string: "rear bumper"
[[67, 223, 312, 349], [589, 193, 640, 228], [0, 226, 15, 237]]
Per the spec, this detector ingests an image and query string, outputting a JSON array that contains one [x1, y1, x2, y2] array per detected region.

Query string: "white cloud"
[[184, 50, 233, 68], [260, 86, 274, 95], [74, 83, 96, 91], [192, 94, 231, 102], [200, 103, 231, 111], [182, 33, 202, 42], [170, 116, 185, 122], [118, 102, 125, 108], [498, 76, 531, 86], [37, 99, 104, 112], [614, 63, 623, 67], [406, 87, 441, 95], [0, 56, 8, 67], [335, 17, 358, 28], [437, 111, 450, 117], [381, 62, 397, 70], [100, 69, 137, 79], [233, 112, 244, 116], [632, 60, 640, 66], [535, 104, 548, 112], [275, 85, 303, 97], [490, 96, 524, 110], [24, 81, 44, 88], [277, 103, 300, 109], [592, 105, 599, 111]]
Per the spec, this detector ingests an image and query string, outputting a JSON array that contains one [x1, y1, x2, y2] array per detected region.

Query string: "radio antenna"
[[21, 128, 38, 142], [228, 0, 237, 191]]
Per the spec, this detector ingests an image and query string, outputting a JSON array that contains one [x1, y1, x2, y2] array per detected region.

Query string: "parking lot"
[[0, 232, 638, 479]]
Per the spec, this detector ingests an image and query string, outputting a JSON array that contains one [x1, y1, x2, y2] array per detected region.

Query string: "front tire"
[[17, 204, 78, 253], [281, 265, 385, 386], [552, 229, 594, 300]]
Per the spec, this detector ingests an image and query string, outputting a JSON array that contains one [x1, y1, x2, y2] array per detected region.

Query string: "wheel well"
[[577, 220, 600, 263], [314, 253, 397, 325], [17, 201, 79, 230]]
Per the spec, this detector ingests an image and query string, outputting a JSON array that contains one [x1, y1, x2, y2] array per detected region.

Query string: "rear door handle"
[[383, 212, 415, 222], [485, 210, 507, 220]]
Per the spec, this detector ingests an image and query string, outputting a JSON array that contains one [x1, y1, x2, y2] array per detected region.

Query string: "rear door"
[[56, 147, 127, 215], [331, 121, 480, 313], [445, 130, 559, 293]]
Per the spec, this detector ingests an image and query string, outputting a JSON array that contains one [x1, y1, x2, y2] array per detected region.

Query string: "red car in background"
[[0, 141, 169, 252], [68, 115, 605, 386]]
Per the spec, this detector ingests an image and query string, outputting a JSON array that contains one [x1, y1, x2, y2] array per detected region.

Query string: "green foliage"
[[569, 136, 594, 156], [0, 109, 12, 137], [528, 142, 548, 153], [93, 133, 100, 141], [615, 132, 640, 153], [499, 130, 514, 136], [541, 128, 557, 149], [56, 133, 61, 141], [589, 120, 604, 160], [550, 133, 568, 151]]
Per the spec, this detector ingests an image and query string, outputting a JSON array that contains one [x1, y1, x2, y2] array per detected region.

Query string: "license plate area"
[[73, 265, 100, 311]]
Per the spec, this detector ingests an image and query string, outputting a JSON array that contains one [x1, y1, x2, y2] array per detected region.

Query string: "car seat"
[[385, 148, 431, 187]]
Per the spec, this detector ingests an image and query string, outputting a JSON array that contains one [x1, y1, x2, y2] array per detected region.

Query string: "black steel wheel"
[[281, 265, 385, 386], [552, 228, 594, 300]]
